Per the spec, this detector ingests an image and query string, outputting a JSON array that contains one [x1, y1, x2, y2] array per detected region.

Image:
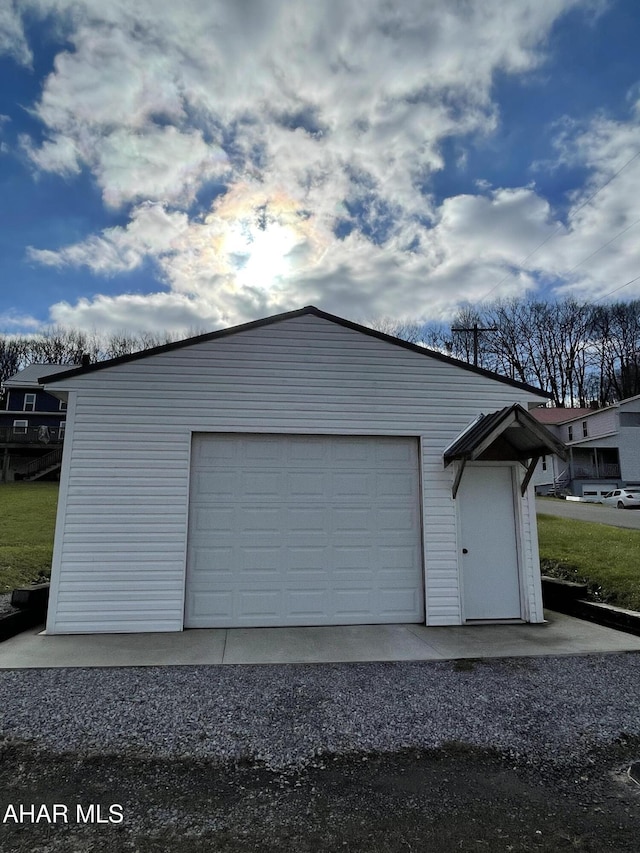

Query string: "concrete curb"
[[0, 584, 49, 643], [0, 608, 45, 643], [542, 576, 640, 638]]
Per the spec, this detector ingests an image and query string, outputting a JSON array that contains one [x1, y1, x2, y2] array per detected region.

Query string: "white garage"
[[185, 433, 423, 627], [40, 306, 564, 635]]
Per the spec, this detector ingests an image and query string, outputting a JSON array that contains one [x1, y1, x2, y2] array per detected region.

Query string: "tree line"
[[1, 298, 639, 408], [0, 328, 191, 388], [373, 297, 640, 408]]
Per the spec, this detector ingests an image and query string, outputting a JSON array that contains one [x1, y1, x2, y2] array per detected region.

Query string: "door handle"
[[462, 548, 468, 554]]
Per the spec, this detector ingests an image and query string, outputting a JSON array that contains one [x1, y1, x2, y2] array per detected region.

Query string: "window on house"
[[567, 425, 573, 441], [59, 421, 66, 440], [542, 455, 547, 471], [23, 393, 36, 412], [13, 419, 28, 434], [582, 421, 588, 438], [59, 399, 67, 411]]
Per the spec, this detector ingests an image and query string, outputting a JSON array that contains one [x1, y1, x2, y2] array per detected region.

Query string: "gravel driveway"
[[1, 655, 640, 771], [1, 655, 640, 851]]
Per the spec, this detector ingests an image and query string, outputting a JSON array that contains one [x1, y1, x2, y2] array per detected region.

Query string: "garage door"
[[185, 434, 424, 627]]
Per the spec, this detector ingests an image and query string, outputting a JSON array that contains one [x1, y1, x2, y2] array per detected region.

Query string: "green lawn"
[[0, 482, 59, 593], [537, 513, 640, 611]]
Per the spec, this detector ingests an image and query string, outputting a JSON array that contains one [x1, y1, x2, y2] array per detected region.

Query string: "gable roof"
[[444, 403, 568, 465], [40, 305, 551, 397], [4, 363, 68, 389], [530, 406, 593, 425]]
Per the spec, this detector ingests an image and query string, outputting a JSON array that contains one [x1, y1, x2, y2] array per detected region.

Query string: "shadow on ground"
[[1, 739, 639, 852]]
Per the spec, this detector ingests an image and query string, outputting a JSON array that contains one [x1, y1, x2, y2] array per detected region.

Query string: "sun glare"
[[224, 218, 301, 289]]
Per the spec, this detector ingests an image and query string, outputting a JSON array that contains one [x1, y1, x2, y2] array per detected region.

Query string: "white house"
[[40, 307, 563, 635], [531, 397, 640, 498]]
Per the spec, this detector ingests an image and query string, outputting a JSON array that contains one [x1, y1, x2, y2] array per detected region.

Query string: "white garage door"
[[185, 434, 424, 628]]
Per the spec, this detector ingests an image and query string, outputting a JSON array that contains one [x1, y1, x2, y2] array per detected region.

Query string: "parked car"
[[600, 488, 640, 509]]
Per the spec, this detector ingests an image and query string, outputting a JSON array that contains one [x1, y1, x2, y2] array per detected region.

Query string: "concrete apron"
[[1, 611, 640, 669]]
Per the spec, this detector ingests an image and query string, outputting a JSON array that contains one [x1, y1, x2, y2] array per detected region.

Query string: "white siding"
[[45, 313, 545, 633], [560, 407, 617, 442], [619, 398, 640, 481]]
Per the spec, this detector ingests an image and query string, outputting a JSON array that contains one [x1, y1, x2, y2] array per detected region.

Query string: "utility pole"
[[451, 323, 498, 367]]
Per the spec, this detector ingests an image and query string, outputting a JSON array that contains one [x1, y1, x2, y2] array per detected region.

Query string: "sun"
[[224, 217, 301, 289]]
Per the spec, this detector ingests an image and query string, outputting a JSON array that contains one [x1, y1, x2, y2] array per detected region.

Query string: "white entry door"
[[185, 433, 424, 628], [458, 465, 521, 621]]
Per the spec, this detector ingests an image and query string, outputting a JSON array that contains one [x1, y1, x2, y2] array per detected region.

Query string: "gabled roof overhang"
[[39, 305, 551, 399], [444, 404, 568, 498]]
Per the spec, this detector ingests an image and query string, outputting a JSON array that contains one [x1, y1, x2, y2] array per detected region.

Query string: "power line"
[[565, 215, 640, 274], [594, 273, 640, 303], [478, 148, 640, 303]]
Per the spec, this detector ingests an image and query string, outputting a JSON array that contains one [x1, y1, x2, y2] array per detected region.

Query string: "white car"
[[600, 488, 640, 509]]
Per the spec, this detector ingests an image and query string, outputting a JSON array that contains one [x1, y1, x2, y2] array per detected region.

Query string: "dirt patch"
[[1, 740, 639, 852]]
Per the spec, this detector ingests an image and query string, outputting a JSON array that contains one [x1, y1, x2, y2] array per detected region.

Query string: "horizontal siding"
[[561, 408, 617, 442], [47, 314, 545, 633]]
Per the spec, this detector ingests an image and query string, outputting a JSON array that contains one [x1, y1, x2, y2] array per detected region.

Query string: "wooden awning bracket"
[[520, 456, 540, 496], [452, 458, 467, 499]]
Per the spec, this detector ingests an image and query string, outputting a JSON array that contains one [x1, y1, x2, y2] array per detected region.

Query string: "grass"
[[537, 512, 640, 611], [0, 482, 59, 593]]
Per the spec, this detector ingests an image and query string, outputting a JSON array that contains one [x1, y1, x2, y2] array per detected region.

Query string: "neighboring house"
[[40, 306, 562, 636], [0, 364, 68, 482], [530, 398, 640, 498]]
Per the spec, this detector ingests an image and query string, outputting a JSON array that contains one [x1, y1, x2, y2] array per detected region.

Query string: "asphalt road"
[[536, 497, 640, 529]]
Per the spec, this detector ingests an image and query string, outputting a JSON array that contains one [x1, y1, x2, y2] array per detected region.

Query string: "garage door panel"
[[377, 507, 417, 532], [287, 588, 328, 618], [333, 588, 374, 617], [189, 590, 234, 623], [376, 441, 416, 463], [240, 546, 283, 571], [192, 506, 235, 532], [185, 434, 424, 628], [288, 547, 329, 570], [376, 472, 417, 497], [378, 545, 420, 568], [288, 507, 329, 533], [377, 587, 422, 618], [332, 507, 371, 533], [191, 470, 238, 498], [190, 546, 234, 573], [241, 471, 284, 497], [238, 589, 282, 618], [288, 438, 329, 461], [331, 471, 373, 499], [287, 470, 329, 498], [239, 506, 281, 532]]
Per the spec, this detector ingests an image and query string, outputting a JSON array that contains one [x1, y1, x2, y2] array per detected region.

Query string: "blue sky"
[[1, 0, 639, 336]]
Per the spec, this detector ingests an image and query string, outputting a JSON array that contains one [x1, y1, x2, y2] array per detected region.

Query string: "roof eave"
[[40, 305, 551, 398]]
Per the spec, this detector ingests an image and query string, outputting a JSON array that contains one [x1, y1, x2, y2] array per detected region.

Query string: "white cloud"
[[48, 291, 225, 336], [0, 2, 32, 66], [12, 0, 635, 335], [530, 98, 640, 300], [28, 203, 191, 273]]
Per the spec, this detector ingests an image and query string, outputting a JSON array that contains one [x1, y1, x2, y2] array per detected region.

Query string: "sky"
[[0, 0, 639, 337]]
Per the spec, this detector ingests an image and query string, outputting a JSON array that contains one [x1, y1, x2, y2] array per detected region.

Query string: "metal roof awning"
[[443, 404, 568, 498]]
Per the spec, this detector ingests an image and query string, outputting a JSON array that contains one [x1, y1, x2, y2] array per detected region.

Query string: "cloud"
[[27, 202, 191, 273], [0, 2, 32, 66], [530, 97, 640, 300], [12, 0, 633, 334], [48, 291, 225, 335]]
